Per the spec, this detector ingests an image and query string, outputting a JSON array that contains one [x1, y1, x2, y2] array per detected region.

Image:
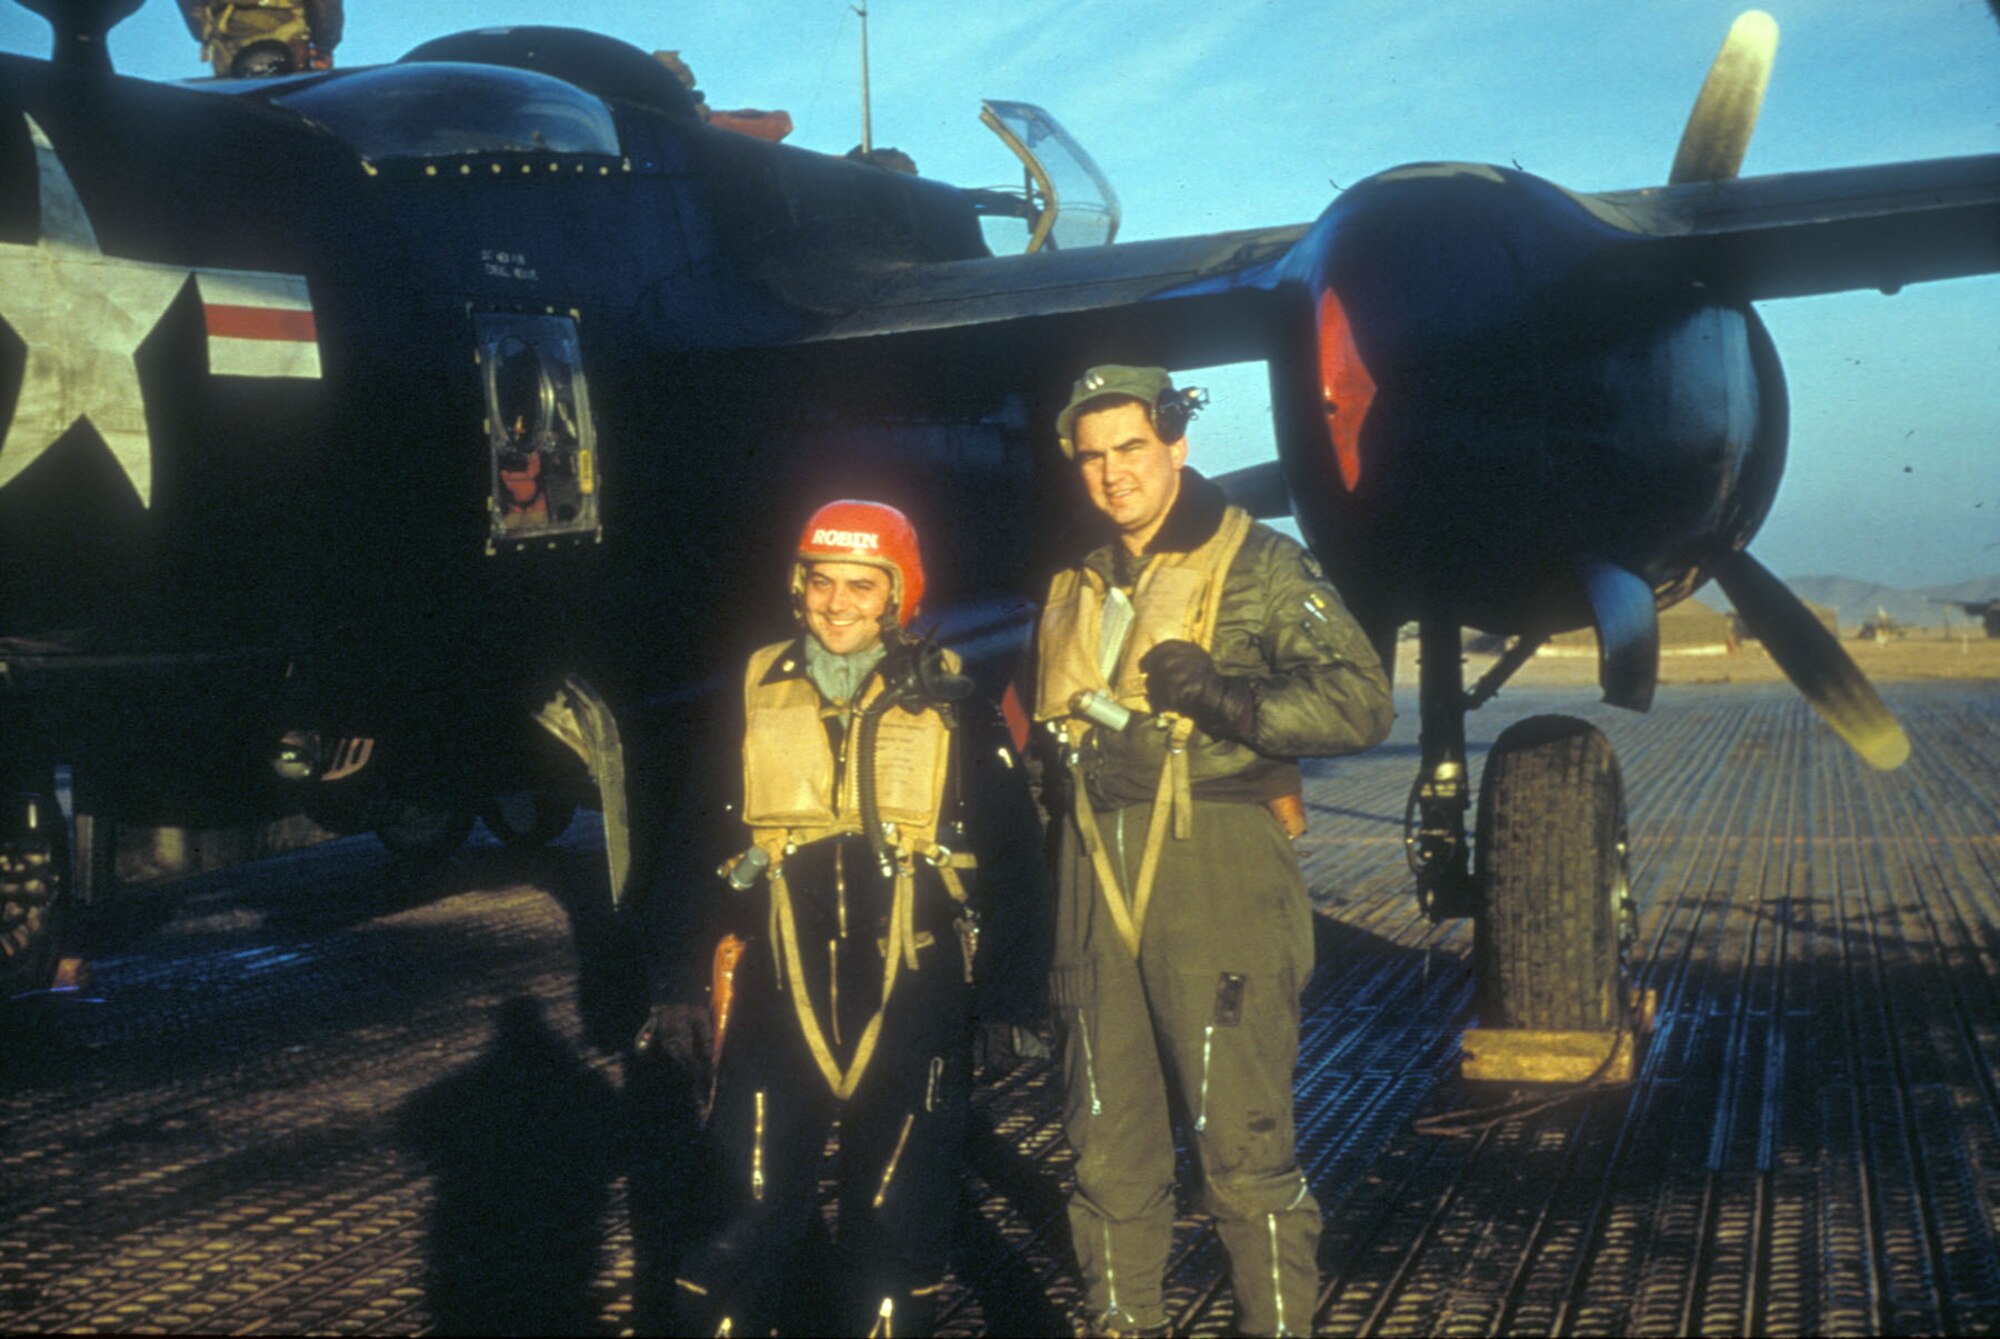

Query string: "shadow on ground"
[[397, 996, 624, 1336]]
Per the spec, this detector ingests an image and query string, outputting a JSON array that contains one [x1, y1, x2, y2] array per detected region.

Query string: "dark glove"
[[635, 1001, 714, 1075], [880, 629, 974, 706], [1138, 639, 1258, 743]]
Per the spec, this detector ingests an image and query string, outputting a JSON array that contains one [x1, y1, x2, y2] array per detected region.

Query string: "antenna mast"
[[854, 2, 872, 154]]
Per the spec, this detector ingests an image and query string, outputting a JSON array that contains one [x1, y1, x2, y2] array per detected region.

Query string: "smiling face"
[[800, 560, 892, 655], [1072, 398, 1187, 553]]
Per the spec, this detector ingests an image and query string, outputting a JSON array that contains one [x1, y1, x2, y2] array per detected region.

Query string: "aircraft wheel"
[[374, 804, 474, 860], [1473, 715, 1628, 1031], [1, 788, 71, 999], [479, 791, 578, 848]]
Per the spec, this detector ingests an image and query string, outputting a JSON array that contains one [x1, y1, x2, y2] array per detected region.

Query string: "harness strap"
[[1127, 740, 1182, 949], [1166, 715, 1196, 840], [1070, 749, 1181, 959], [1055, 506, 1255, 957], [936, 861, 972, 905], [904, 837, 977, 905], [769, 853, 918, 1100], [1070, 760, 1140, 956]]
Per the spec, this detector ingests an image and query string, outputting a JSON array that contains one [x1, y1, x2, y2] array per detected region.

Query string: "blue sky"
[[4, 0, 1997, 587]]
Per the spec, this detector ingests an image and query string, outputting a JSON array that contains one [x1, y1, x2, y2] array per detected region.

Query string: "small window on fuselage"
[[476, 313, 600, 550]]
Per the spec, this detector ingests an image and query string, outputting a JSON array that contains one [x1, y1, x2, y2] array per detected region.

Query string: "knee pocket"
[[1203, 1165, 1312, 1222], [1071, 1177, 1176, 1226]]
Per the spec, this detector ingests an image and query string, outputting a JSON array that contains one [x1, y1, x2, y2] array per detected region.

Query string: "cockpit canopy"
[[268, 61, 620, 160]]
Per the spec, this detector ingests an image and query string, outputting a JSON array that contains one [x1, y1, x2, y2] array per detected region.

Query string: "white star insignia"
[[0, 114, 192, 508]]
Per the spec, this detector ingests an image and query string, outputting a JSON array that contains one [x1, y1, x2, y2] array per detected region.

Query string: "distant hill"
[[1694, 574, 2000, 633]]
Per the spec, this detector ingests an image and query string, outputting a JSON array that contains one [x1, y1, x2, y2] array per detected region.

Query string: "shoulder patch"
[[1300, 550, 1326, 581]]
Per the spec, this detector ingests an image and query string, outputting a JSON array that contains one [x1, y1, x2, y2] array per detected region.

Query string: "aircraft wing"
[[777, 153, 2000, 366], [772, 223, 1303, 373], [794, 224, 1301, 338], [1581, 153, 2000, 301]]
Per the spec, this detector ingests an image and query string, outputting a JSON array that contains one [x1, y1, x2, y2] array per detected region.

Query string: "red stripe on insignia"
[[204, 304, 317, 342]]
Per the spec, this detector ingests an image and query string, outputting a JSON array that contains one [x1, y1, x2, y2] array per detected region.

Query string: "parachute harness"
[[755, 643, 975, 1100], [1065, 506, 1248, 958]]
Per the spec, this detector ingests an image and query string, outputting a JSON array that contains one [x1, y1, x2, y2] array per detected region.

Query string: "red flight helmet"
[[791, 499, 925, 625]]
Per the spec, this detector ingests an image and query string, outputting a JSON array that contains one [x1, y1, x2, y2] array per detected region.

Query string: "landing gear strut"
[[1406, 621, 1477, 919]]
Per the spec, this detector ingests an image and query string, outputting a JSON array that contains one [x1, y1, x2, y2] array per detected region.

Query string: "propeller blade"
[[1668, 10, 1779, 185], [1710, 549, 1909, 769], [1213, 459, 1291, 519]]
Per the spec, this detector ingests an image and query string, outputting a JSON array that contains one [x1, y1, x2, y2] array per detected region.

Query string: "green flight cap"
[[1055, 364, 1176, 457]]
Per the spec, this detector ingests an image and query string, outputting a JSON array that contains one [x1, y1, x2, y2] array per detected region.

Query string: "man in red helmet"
[[637, 499, 1047, 1337]]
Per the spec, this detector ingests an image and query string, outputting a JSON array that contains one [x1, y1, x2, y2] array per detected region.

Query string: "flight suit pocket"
[[1212, 971, 1248, 1028]]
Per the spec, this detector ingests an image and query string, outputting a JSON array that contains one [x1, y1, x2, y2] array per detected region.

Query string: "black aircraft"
[[2, 3, 1996, 1074]]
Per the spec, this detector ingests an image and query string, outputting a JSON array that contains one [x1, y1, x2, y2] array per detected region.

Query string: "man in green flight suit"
[[1033, 366, 1394, 1337]]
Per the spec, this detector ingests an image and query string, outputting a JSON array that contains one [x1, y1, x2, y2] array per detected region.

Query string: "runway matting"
[[3, 681, 1997, 1335]]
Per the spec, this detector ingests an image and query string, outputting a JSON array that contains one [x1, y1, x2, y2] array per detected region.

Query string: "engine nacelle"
[[1269, 163, 1788, 635]]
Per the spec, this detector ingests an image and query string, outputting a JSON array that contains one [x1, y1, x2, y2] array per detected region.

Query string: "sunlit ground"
[[1408, 631, 2000, 690]]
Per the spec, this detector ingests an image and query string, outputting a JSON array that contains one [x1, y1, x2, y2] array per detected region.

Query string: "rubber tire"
[[1473, 715, 1626, 1031], [374, 804, 474, 860], [479, 791, 578, 848], [1, 790, 70, 1000]]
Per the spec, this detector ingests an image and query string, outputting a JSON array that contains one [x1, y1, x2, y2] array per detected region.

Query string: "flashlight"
[[1070, 689, 1134, 733], [718, 845, 771, 891]]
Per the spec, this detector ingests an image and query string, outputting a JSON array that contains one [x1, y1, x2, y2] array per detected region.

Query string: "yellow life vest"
[[738, 639, 968, 1099], [1033, 505, 1253, 955], [1034, 504, 1253, 726], [740, 640, 952, 854]]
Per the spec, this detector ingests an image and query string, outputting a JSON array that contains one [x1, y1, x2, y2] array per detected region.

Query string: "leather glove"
[[880, 630, 974, 706], [1138, 639, 1258, 743], [634, 1001, 714, 1075]]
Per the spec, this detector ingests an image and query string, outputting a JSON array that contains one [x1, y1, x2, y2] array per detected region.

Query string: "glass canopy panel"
[[270, 62, 620, 160]]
